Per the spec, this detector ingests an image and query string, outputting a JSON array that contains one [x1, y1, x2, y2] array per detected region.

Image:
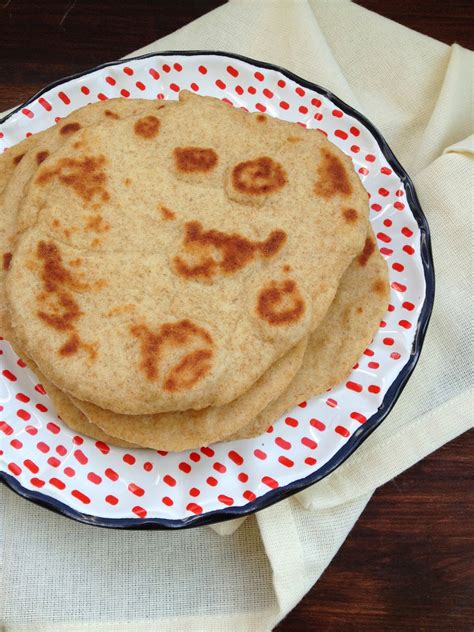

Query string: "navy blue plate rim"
[[0, 50, 435, 529]]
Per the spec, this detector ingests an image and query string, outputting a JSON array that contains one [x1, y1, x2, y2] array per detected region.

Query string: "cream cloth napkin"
[[1, 1, 472, 629]]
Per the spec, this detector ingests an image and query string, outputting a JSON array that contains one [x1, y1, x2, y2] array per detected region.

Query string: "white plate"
[[0, 51, 434, 528]]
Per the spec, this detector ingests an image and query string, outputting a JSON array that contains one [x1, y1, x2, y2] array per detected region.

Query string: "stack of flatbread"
[[0, 91, 389, 451]]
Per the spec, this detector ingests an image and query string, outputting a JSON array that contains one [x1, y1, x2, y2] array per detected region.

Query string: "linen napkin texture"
[[1, 1, 472, 629]]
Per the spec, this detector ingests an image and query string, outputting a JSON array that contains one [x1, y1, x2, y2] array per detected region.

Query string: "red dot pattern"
[[0, 54, 426, 523]]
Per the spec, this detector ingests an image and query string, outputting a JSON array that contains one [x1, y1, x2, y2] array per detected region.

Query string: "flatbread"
[[7, 90, 369, 414], [1, 96, 310, 450]]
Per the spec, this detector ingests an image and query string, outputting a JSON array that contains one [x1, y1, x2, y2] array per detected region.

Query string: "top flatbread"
[[0, 96, 314, 449], [7, 91, 369, 414]]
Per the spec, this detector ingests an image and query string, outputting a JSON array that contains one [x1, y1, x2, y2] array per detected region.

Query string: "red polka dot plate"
[[0, 52, 434, 528]]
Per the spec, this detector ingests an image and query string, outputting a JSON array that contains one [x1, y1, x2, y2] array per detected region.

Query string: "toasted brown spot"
[[130, 319, 213, 385], [37, 290, 82, 331], [160, 320, 210, 345], [357, 306, 363, 314], [60, 122, 81, 136], [13, 153, 25, 166], [124, 178, 131, 186], [81, 340, 98, 360], [69, 258, 82, 267], [173, 147, 218, 174], [3, 252, 12, 271], [85, 214, 110, 233], [164, 349, 213, 392], [343, 207, 358, 223], [72, 141, 83, 150], [91, 238, 101, 248], [37, 241, 88, 293], [104, 109, 120, 120], [52, 219, 61, 228], [158, 205, 175, 220], [59, 333, 97, 360], [259, 231, 287, 257], [36, 155, 109, 204], [59, 333, 80, 355], [131, 325, 160, 380], [257, 279, 305, 325], [256, 115, 267, 123], [134, 115, 160, 139], [35, 241, 98, 355], [64, 229, 71, 239], [231, 156, 287, 196], [373, 278, 387, 296], [174, 221, 287, 280], [314, 149, 352, 198], [282, 264, 291, 273], [36, 150, 49, 165], [104, 303, 136, 317], [287, 136, 302, 143], [357, 237, 376, 266]]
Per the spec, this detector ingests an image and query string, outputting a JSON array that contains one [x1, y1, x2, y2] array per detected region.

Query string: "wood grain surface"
[[276, 432, 474, 631], [1, 2, 472, 630]]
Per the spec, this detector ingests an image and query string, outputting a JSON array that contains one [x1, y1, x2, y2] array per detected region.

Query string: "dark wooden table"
[[1, 1, 472, 630]]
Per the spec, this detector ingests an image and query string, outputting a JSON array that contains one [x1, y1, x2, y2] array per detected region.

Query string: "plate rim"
[[0, 49, 435, 529]]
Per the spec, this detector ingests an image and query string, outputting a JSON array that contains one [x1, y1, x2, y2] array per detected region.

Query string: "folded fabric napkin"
[[1, 1, 472, 629]]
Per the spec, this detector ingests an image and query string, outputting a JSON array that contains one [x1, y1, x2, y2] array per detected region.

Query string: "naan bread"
[[7, 91, 369, 414], [1, 96, 312, 450]]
